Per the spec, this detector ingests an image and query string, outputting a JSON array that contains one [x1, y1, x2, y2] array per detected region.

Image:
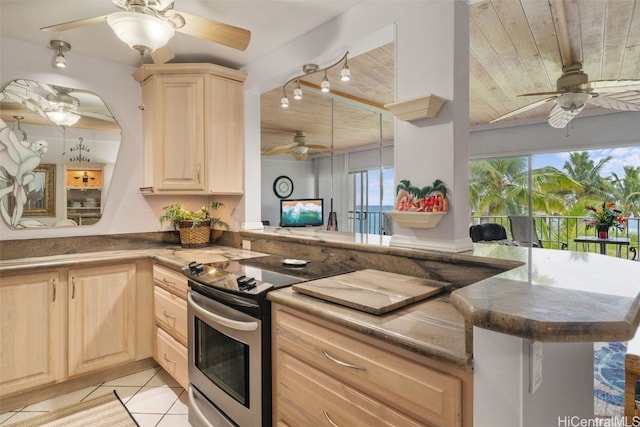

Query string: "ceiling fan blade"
[[262, 143, 296, 156], [490, 96, 558, 123], [41, 15, 109, 32], [547, 103, 585, 128], [518, 91, 564, 97], [587, 80, 640, 93], [150, 44, 175, 64], [588, 91, 640, 111], [175, 11, 251, 51], [304, 144, 330, 150]]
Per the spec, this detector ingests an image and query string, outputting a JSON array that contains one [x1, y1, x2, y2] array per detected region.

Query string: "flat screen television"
[[280, 198, 324, 227]]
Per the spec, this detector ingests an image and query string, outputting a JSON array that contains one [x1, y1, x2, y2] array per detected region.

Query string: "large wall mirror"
[[0, 79, 121, 229], [260, 43, 395, 235]]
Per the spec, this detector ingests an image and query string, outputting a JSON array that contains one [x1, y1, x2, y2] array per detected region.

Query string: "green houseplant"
[[160, 202, 229, 247]]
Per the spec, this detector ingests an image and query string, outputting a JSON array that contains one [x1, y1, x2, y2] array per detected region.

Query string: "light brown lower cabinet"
[[152, 264, 188, 389], [0, 261, 153, 401], [0, 271, 65, 397], [68, 263, 138, 377], [273, 304, 470, 427]]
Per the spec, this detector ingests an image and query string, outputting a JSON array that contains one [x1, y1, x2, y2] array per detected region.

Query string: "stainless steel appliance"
[[185, 256, 353, 427]]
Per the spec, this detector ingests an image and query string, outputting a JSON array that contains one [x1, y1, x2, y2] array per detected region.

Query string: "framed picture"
[[21, 163, 56, 217]]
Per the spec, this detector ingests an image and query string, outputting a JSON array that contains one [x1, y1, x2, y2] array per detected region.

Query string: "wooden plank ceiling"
[[260, 0, 640, 159]]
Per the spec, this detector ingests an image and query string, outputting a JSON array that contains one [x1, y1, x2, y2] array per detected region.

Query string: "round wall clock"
[[273, 175, 294, 199]]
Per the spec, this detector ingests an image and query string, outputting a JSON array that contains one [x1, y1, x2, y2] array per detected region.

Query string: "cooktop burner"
[[182, 255, 355, 296]]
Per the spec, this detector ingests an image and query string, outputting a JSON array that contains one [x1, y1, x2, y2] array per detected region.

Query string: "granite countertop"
[[0, 245, 270, 273], [268, 286, 471, 371], [451, 244, 640, 342]]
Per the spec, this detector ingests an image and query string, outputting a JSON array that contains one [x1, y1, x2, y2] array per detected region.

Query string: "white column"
[[474, 327, 594, 427], [390, 0, 472, 252]]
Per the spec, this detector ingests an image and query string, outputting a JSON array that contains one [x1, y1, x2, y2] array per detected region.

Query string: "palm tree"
[[469, 158, 581, 216], [562, 152, 613, 202], [611, 166, 640, 218]]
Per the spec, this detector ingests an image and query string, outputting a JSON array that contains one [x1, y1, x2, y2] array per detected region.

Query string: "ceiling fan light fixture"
[[292, 145, 309, 155], [107, 11, 175, 53], [46, 110, 81, 127], [556, 92, 590, 112]]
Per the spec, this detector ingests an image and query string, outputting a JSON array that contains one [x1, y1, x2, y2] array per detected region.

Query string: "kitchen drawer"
[[154, 286, 187, 345], [155, 326, 188, 390], [276, 350, 423, 427], [274, 307, 462, 427], [153, 264, 188, 299]]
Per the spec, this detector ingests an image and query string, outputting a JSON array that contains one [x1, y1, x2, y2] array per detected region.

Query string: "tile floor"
[[0, 367, 191, 427]]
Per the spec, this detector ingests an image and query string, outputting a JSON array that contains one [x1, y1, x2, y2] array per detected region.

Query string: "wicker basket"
[[177, 220, 211, 248]]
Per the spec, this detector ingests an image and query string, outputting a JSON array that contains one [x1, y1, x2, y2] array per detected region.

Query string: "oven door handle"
[[188, 293, 259, 331]]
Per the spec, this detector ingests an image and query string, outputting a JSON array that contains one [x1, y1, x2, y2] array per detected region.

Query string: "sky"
[[532, 145, 640, 178]]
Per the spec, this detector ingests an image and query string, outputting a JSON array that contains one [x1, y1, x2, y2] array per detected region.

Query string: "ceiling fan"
[[41, 0, 251, 62], [261, 131, 330, 161], [490, 64, 640, 128]]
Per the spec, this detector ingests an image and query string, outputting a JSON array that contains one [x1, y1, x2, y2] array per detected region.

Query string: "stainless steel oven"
[[188, 284, 266, 427], [184, 256, 354, 427]]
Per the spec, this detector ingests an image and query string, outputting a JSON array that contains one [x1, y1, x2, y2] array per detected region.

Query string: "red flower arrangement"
[[584, 202, 626, 237]]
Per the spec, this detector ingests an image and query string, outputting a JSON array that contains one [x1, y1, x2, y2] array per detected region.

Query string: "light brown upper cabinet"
[[136, 64, 246, 195]]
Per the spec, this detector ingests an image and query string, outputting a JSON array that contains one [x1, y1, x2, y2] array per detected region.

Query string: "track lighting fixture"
[[279, 52, 350, 107], [50, 40, 71, 68]]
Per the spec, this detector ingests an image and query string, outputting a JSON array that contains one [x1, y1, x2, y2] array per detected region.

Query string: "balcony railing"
[[471, 215, 640, 259]]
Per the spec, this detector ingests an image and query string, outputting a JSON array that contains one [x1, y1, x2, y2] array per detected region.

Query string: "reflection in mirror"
[[260, 43, 395, 234], [0, 79, 121, 229]]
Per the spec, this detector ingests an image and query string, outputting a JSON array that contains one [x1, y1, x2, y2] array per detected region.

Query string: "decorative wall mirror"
[[0, 79, 121, 229]]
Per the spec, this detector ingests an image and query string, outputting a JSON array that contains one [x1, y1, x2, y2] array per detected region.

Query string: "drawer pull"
[[163, 353, 176, 364], [163, 311, 177, 320], [52, 278, 56, 302], [323, 410, 340, 427], [162, 278, 176, 286], [321, 349, 366, 371]]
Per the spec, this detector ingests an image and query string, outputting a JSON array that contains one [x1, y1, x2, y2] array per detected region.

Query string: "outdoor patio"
[[470, 215, 639, 260]]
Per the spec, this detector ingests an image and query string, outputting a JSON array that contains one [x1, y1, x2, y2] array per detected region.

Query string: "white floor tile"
[[132, 413, 164, 427], [126, 386, 183, 414], [21, 385, 97, 412], [156, 413, 191, 426], [0, 412, 18, 425], [103, 367, 160, 387], [147, 369, 182, 388], [167, 390, 188, 415], [84, 385, 141, 404], [1, 411, 48, 423]]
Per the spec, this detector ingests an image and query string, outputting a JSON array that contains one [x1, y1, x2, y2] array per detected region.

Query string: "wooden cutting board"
[[292, 269, 450, 315]]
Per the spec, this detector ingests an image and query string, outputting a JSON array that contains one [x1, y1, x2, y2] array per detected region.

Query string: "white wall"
[[470, 110, 640, 159], [0, 37, 186, 240], [261, 158, 315, 226]]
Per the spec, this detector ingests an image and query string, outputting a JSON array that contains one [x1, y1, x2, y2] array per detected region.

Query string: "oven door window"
[[194, 317, 250, 407]]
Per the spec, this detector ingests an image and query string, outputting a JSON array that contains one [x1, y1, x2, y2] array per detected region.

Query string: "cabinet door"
[[0, 271, 65, 397], [68, 263, 137, 376], [145, 74, 206, 192], [206, 75, 244, 194]]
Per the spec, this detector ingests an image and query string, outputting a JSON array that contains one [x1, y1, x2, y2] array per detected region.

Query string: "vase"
[[597, 226, 609, 239]]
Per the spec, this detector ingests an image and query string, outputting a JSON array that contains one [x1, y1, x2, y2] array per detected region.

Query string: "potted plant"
[[160, 202, 229, 247], [584, 202, 626, 239]]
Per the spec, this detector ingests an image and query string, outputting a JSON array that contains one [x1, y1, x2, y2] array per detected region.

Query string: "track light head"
[[50, 40, 71, 69]]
